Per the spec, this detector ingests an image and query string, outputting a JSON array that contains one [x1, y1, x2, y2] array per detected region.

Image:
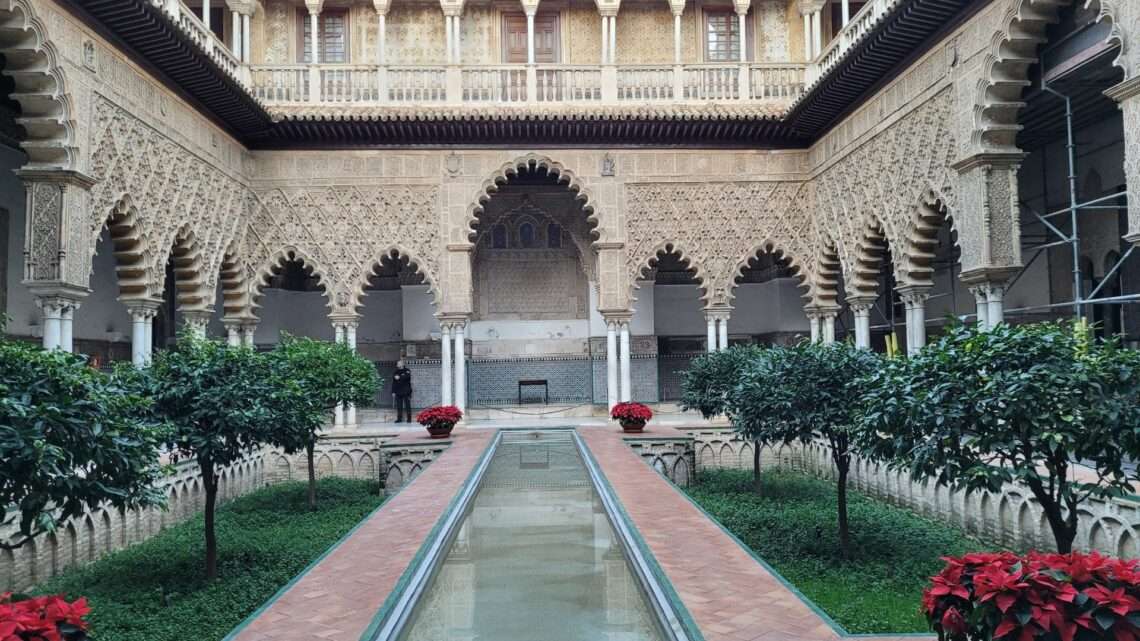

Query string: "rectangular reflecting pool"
[[398, 431, 668, 641]]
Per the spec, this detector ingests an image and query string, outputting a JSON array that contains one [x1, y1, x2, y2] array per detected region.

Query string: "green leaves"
[[855, 320, 1140, 552], [0, 338, 164, 548], [680, 345, 767, 418]]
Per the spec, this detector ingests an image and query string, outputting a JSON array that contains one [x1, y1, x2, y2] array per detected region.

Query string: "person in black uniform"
[[392, 360, 413, 423]]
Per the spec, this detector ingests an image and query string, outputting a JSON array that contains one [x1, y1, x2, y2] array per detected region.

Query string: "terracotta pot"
[[620, 420, 646, 433], [426, 423, 455, 439]]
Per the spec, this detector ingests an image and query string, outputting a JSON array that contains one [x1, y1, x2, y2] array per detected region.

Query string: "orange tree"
[[857, 321, 1140, 553]]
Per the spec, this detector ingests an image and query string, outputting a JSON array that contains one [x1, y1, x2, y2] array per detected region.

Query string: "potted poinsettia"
[[612, 402, 653, 433], [416, 405, 462, 439], [0, 592, 92, 640]]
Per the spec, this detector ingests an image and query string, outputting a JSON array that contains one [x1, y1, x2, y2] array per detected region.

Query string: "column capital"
[[950, 151, 1027, 174], [519, 0, 540, 16], [302, 0, 323, 15], [896, 286, 932, 307], [182, 309, 214, 331], [123, 298, 163, 320], [847, 297, 876, 314], [667, 0, 685, 16], [330, 312, 362, 328], [440, 0, 465, 16], [732, 0, 751, 15], [27, 283, 88, 308], [594, 0, 620, 17], [372, 0, 392, 15], [16, 168, 97, 189], [959, 267, 1017, 289], [227, 0, 259, 16], [437, 313, 470, 329], [601, 310, 633, 326], [797, 0, 825, 16], [704, 306, 731, 322]]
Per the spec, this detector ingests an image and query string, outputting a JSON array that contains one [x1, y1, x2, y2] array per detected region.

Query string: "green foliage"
[[267, 334, 381, 454], [679, 345, 767, 418], [140, 333, 282, 579], [35, 478, 384, 641], [0, 337, 164, 549], [857, 320, 1140, 553], [729, 342, 881, 555], [685, 469, 989, 633]]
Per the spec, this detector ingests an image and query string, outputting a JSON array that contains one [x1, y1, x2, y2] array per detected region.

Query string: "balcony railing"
[[150, 0, 244, 83], [805, 0, 898, 87], [249, 62, 806, 106]]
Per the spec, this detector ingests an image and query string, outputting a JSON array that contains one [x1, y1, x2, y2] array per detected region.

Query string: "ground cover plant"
[[33, 478, 383, 641], [685, 468, 992, 633]]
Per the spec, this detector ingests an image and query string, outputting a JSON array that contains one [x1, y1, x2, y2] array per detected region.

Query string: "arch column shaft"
[[334, 324, 346, 427], [440, 325, 453, 406], [821, 313, 836, 344], [619, 322, 632, 402], [900, 288, 930, 354], [125, 301, 161, 366], [60, 306, 75, 353], [808, 312, 821, 343], [850, 302, 873, 349], [706, 316, 716, 353], [717, 316, 729, 351], [606, 323, 619, 410], [453, 324, 466, 414]]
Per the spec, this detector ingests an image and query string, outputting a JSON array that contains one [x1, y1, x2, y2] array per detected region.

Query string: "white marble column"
[[224, 321, 242, 346], [900, 289, 930, 355], [183, 310, 212, 338], [807, 310, 821, 343], [241, 13, 251, 63], [841, 0, 849, 25], [60, 304, 76, 353], [203, 0, 211, 30], [969, 287, 989, 329], [606, 321, 619, 410], [608, 16, 617, 64], [453, 323, 466, 414], [126, 302, 160, 366], [705, 314, 716, 353], [619, 322, 632, 403], [232, 11, 242, 55], [309, 7, 321, 64], [986, 285, 1005, 328], [38, 298, 63, 351], [811, 10, 822, 57], [241, 323, 257, 347], [333, 323, 346, 427], [526, 10, 536, 64], [673, 11, 682, 64], [377, 11, 387, 64], [737, 10, 748, 63], [440, 325, 453, 406], [802, 13, 811, 60], [850, 301, 873, 349], [601, 14, 609, 64], [821, 312, 836, 344], [346, 321, 358, 425], [717, 315, 729, 351]]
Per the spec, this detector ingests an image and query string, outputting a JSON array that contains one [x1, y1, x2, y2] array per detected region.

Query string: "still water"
[[400, 431, 666, 641]]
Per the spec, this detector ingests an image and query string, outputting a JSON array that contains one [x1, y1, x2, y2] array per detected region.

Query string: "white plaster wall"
[[253, 289, 334, 343], [589, 280, 655, 336], [652, 279, 807, 335], [358, 291, 403, 344], [652, 284, 706, 335], [469, 319, 590, 341], [402, 285, 441, 341]]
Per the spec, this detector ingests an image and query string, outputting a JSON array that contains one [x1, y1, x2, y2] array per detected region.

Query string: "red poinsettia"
[[0, 593, 91, 641], [924, 551, 1140, 641], [416, 405, 463, 428], [611, 402, 653, 424]]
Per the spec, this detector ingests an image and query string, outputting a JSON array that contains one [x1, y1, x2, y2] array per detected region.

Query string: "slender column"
[[811, 10, 821, 57], [821, 312, 836, 344], [600, 14, 609, 64], [900, 288, 930, 355], [619, 322, 632, 403], [850, 300, 873, 349], [526, 11, 535, 64], [334, 323, 346, 427], [232, 11, 242, 54], [126, 302, 159, 366], [608, 16, 617, 64], [224, 321, 242, 346], [673, 12, 682, 64], [38, 299, 63, 351], [807, 311, 821, 343], [242, 14, 251, 63], [440, 325, 453, 406], [970, 286, 990, 329], [717, 315, 729, 351], [606, 321, 619, 410], [346, 322, 358, 426], [60, 304, 76, 353], [802, 13, 811, 60], [986, 286, 1005, 327], [841, 0, 849, 25], [454, 323, 466, 414], [183, 310, 212, 338], [706, 314, 716, 353], [452, 15, 462, 64], [310, 10, 321, 64], [737, 11, 747, 63], [377, 12, 387, 64], [445, 15, 454, 64], [203, 0, 211, 30], [241, 323, 256, 347]]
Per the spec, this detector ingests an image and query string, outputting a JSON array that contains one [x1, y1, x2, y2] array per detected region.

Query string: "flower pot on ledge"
[[611, 402, 653, 434], [416, 405, 463, 440]]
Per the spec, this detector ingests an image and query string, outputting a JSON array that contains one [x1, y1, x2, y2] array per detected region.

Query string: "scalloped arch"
[[351, 245, 441, 311], [726, 240, 810, 306], [153, 224, 211, 312], [92, 196, 153, 300], [807, 234, 843, 307], [250, 246, 333, 313], [0, 0, 78, 169], [629, 241, 709, 304], [465, 154, 604, 243], [849, 214, 895, 300], [972, 0, 1126, 154], [900, 188, 957, 289]]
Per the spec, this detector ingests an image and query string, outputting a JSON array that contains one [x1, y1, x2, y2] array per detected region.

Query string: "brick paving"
[[578, 425, 933, 641], [229, 430, 493, 641]]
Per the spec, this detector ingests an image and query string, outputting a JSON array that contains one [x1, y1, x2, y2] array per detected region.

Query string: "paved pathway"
[[228, 431, 493, 641], [578, 425, 931, 641]]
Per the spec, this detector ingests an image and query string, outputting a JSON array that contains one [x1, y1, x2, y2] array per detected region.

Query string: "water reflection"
[[401, 436, 664, 641]]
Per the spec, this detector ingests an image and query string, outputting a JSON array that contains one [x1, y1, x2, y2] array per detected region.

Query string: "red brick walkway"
[[229, 431, 493, 641], [579, 425, 931, 641]]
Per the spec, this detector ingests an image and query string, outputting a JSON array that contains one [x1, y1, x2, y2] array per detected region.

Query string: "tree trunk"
[[836, 463, 851, 560], [752, 440, 762, 494], [201, 460, 218, 581], [306, 441, 317, 511], [1025, 478, 1078, 553]]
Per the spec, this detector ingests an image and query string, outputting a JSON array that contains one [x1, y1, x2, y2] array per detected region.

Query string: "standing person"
[[392, 360, 413, 423]]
